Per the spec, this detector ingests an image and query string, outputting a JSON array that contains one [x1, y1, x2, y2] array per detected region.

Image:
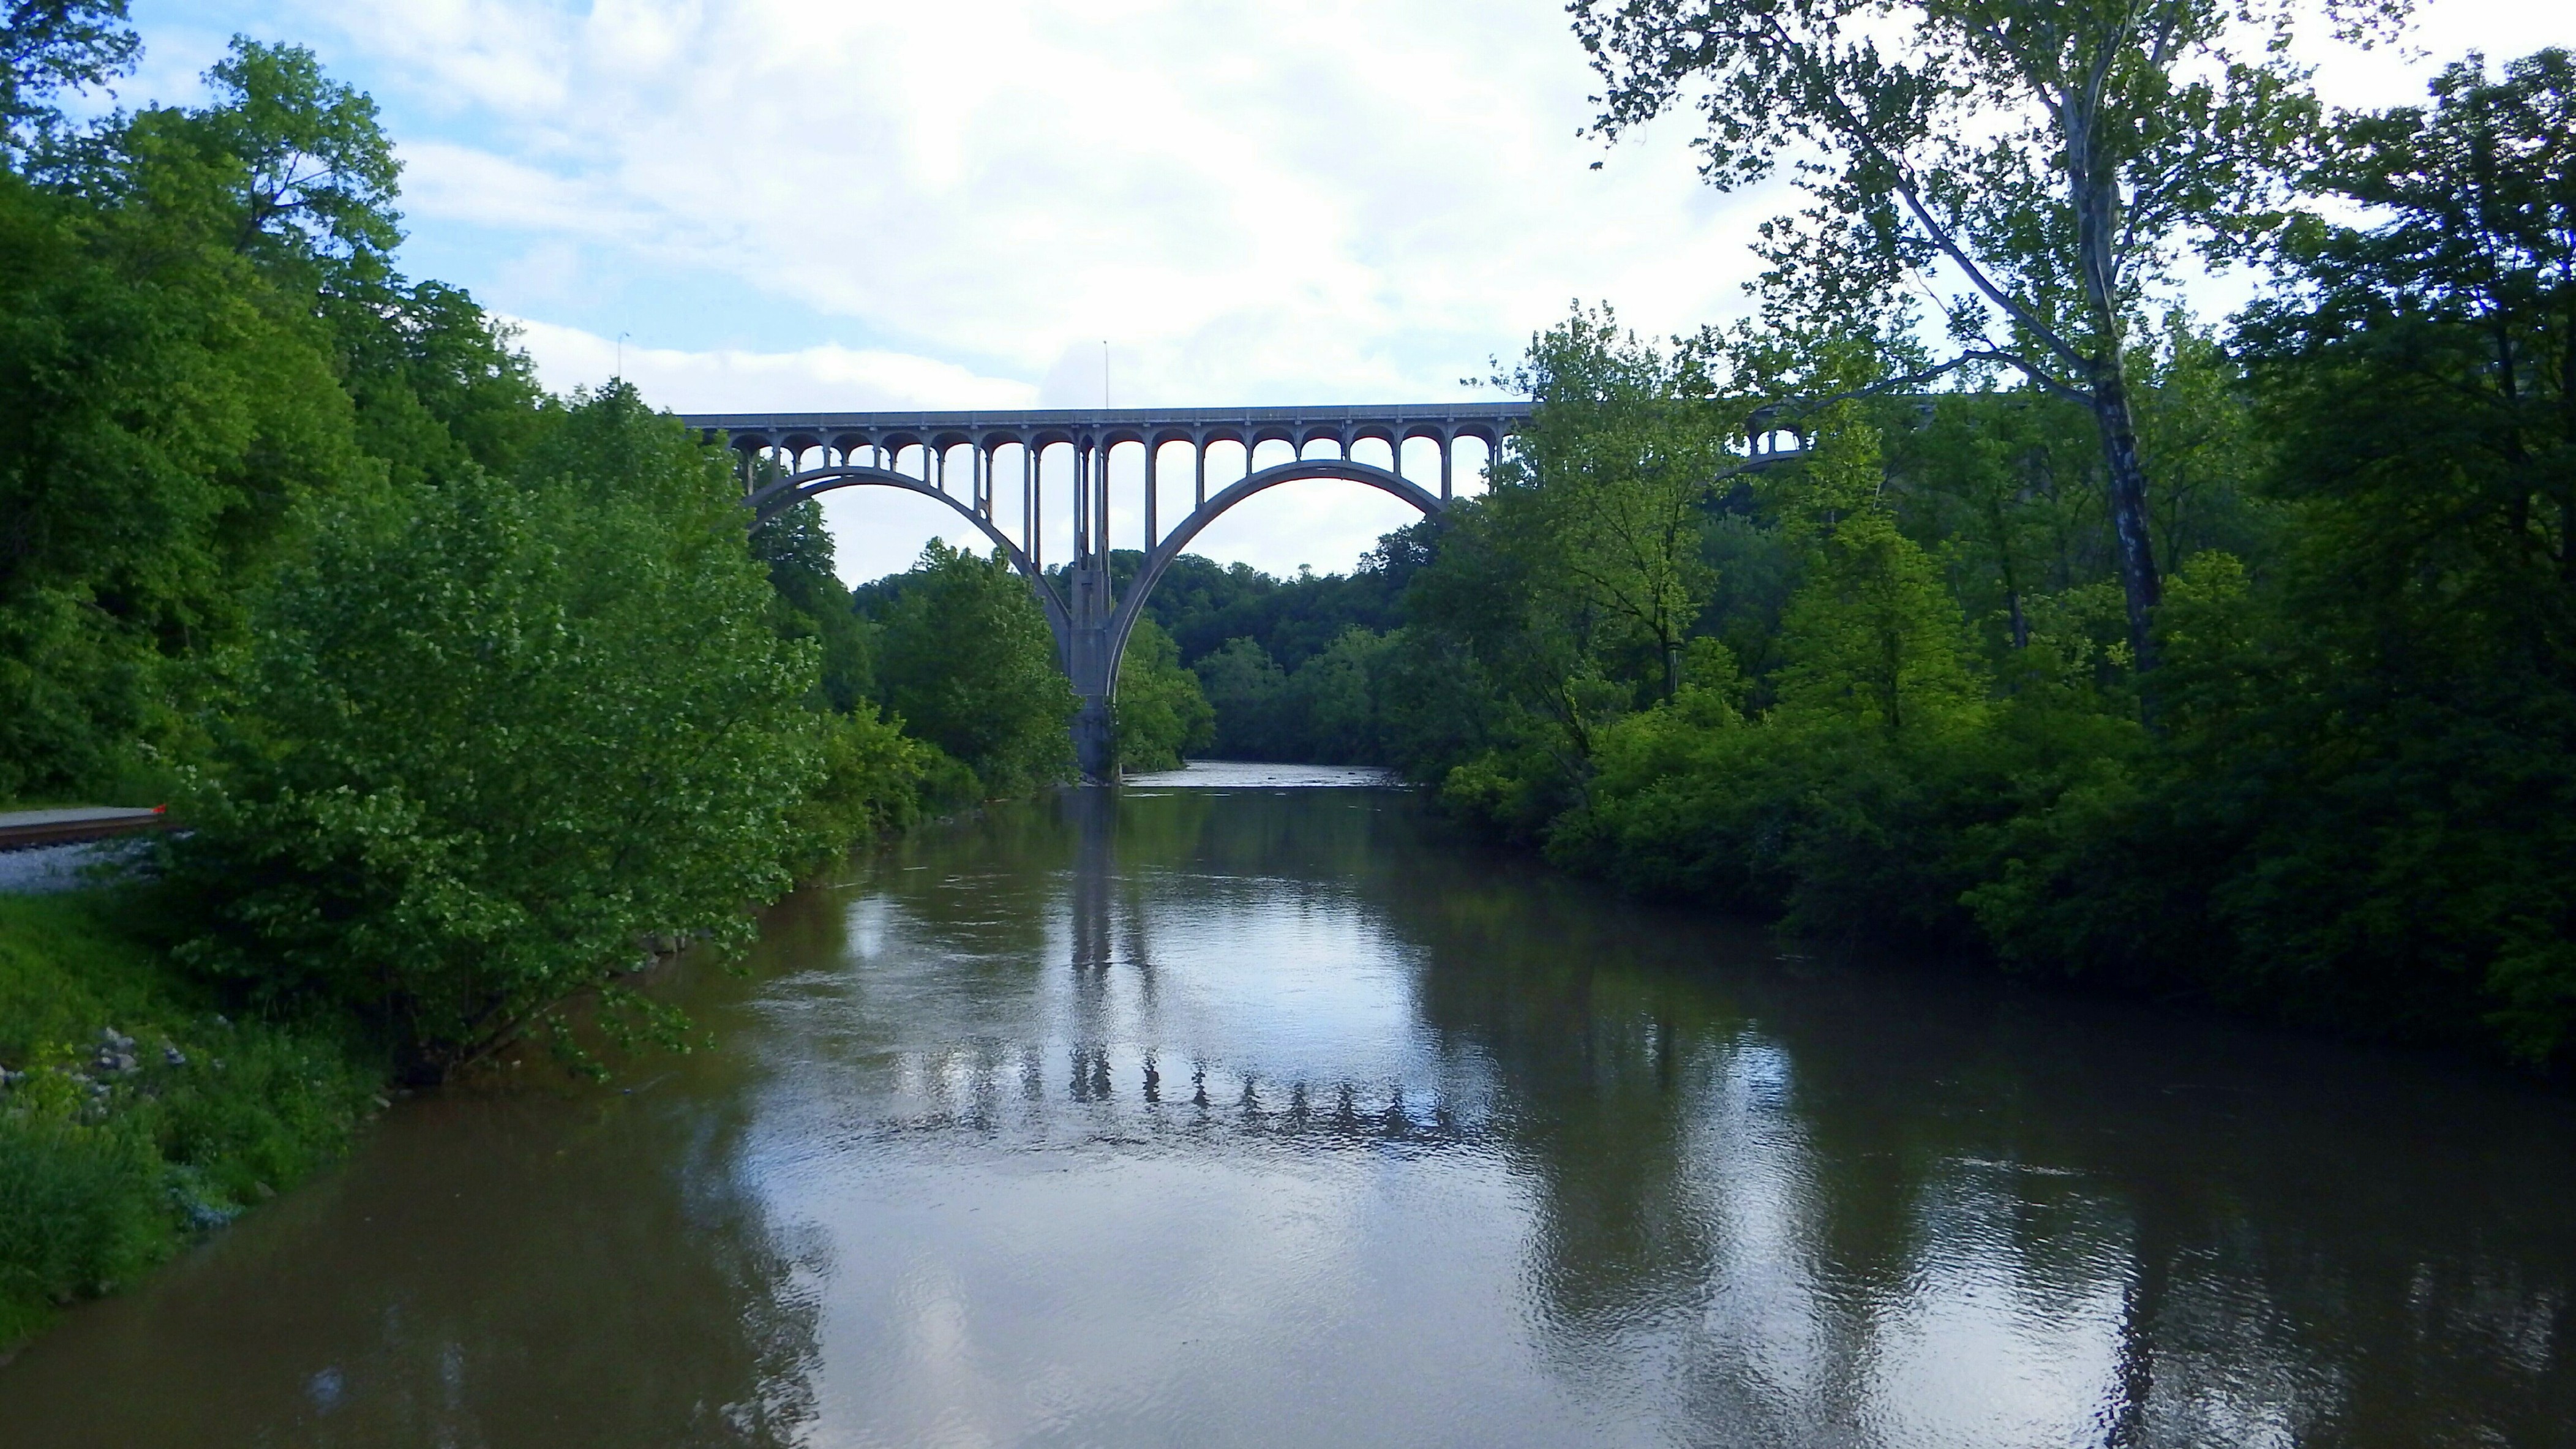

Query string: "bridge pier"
[[1065, 557, 1119, 780]]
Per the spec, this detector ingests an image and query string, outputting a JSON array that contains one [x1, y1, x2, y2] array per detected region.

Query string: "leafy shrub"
[[164, 390, 820, 1075], [0, 1115, 164, 1346], [0, 893, 374, 1350], [781, 705, 948, 875]]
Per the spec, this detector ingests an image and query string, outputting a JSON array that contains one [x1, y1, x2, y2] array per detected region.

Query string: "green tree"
[[874, 541, 1075, 795], [1492, 307, 1735, 699], [753, 499, 874, 713], [1773, 412, 1988, 734], [781, 704, 941, 875], [1280, 627, 1392, 764], [0, 1, 135, 159], [328, 279, 549, 490], [0, 162, 360, 799], [165, 388, 820, 1075], [1192, 636, 1288, 758], [1112, 616, 1214, 772], [0, 36, 546, 800], [1405, 487, 1614, 797], [2201, 48, 2576, 1059], [1131, 531, 1432, 758], [165, 39, 399, 276], [1883, 315, 2267, 673], [1128, 546, 1414, 676], [1401, 310, 1741, 824], [1571, 0, 2387, 668]]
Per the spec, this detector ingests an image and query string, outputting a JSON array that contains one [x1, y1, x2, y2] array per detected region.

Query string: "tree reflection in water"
[[803, 783, 2570, 1447], [0, 1063, 825, 1447]]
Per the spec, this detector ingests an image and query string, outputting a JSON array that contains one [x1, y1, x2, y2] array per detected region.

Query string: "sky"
[[118, 0, 2570, 582]]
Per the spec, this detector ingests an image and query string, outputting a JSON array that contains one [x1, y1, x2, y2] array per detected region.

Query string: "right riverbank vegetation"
[[0, 0, 2564, 1355], [1130, 32, 2574, 1080]]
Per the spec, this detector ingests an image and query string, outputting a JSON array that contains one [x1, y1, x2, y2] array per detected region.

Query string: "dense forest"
[[1140, 47, 2575, 1075], [0, 13, 1082, 1344]]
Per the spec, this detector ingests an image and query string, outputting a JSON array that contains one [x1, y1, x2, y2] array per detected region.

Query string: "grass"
[[0, 890, 381, 1351]]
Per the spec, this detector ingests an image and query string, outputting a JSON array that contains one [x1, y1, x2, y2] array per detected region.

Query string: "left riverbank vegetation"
[[0, 8, 1073, 1349], [1113, 39, 2576, 1076]]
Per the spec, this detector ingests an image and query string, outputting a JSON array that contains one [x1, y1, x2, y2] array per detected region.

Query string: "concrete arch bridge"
[[685, 402, 1808, 778]]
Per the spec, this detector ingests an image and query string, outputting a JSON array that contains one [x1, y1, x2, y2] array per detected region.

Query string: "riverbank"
[[0, 762, 952, 1357], [0, 890, 381, 1353]]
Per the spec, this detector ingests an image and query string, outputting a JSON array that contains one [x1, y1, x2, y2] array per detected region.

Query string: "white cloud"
[[266, 0, 1781, 396], [291, 0, 1750, 576], [130, 0, 2576, 579], [509, 317, 1038, 412]]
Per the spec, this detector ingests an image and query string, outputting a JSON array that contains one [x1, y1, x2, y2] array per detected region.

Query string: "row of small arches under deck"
[[735, 431, 1508, 572]]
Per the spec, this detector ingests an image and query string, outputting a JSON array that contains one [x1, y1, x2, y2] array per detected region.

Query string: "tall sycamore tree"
[[1570, 0, 2403, 669]]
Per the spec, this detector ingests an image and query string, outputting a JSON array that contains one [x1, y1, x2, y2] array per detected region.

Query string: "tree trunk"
[[2064, 91, 2162, 677], [2092, 359, 2163, 674], [1988, 489, 2029, 650]]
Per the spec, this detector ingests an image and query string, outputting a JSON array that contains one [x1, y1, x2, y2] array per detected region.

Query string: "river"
[[2, 766, 2570, 1446]]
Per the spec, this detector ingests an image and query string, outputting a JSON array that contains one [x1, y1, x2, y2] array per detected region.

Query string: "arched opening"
[[1339, 434, 1386, 474], [809, 485, 996, 585], [1102, 437, 1151, 558], [1455, 434, 1499, 495], [1248, 436, 1300, 472], [1397, 434, 1445, 491], [1201, 438, 1252, 495], [757, 469, 1067, 642], [1101, 458, 1444, 693]]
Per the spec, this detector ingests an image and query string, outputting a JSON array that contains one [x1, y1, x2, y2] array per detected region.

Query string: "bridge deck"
[[679, 402, 1532, 434]]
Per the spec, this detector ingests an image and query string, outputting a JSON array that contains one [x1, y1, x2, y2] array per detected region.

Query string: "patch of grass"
[[0, 891, 382, 1350]]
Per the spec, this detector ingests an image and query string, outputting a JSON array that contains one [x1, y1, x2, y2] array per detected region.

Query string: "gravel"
[[0, 838, 155, 894]]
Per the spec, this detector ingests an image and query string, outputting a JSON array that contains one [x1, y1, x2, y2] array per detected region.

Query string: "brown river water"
[[2, 765, 2570, 1447]]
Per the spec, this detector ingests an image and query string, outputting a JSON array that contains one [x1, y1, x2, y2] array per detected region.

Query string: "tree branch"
[[1740, 11, 2098, 372], [1887, 171, 2095, 374], [1759, 347, 2091, 419]]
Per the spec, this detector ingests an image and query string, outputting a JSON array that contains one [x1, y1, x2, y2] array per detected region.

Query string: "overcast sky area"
[[118, 0, 2568, 582]]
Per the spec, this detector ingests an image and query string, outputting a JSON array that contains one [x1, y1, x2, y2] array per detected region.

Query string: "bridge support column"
[[1064, 555, 1117, 781], [1072, 692, 1114, 781]]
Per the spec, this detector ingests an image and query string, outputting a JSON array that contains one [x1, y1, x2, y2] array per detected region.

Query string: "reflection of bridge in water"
[[686, 405, 1531, 776], [871, 784, 1485, 1146]]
